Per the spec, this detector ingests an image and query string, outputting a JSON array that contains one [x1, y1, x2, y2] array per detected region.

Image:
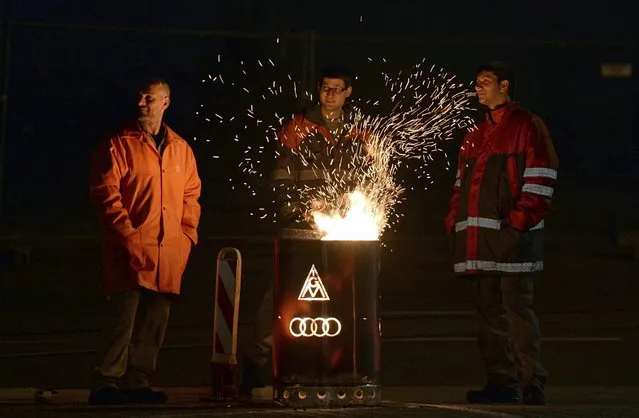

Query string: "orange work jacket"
[[90, 120, 201, 295]]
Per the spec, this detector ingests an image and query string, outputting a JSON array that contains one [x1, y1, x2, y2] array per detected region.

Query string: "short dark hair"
[[317, 66, 353, 89], [139, 77, 171, 97], [476, 61, 516, 98]]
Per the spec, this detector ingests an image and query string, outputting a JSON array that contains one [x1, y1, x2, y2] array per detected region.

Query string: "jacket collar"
[[485, 101, 520, 125], [121, 119, 178, 143], [303, 103, 354, 127]]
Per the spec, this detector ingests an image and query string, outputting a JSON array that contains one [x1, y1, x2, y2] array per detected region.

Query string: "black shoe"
[[466, 385, 521, 404], [523, 385, 546, 405], [122, 387, 168, 404], [88, 386, 130, 405]]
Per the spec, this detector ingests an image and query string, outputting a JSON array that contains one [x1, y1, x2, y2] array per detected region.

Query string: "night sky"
[[0, 0, 637, 235], [4, 1, 637, 39]]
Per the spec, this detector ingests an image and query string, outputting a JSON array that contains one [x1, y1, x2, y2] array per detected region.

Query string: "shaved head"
[[137, 78, 171, 125], [139, 77, 171, 98]]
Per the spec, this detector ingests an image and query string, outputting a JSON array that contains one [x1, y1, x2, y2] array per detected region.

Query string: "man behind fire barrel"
[[88, 78, 202, 405], [239, 66, 362, 396], [445, 62, 558, 405]]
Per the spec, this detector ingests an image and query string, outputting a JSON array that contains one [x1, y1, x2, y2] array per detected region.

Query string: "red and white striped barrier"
[[211, 247, 242, 398]]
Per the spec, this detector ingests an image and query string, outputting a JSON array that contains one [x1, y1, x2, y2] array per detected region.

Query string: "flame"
[[312, 190, 382, 241]]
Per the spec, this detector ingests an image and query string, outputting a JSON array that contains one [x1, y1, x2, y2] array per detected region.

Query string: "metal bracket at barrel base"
[[274, 384, 381, 408]]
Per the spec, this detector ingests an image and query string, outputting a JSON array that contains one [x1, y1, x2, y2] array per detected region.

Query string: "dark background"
[[0, 0, 637, 239], [1, 4, 639, 410]]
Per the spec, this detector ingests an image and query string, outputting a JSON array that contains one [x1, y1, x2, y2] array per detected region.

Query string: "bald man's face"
[[137, 83, 170, 122]]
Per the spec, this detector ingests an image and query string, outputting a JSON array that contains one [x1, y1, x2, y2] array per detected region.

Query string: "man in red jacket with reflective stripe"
[[446, 62, 558, 405]]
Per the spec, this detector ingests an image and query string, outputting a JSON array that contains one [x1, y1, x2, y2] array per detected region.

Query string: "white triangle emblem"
[[298, 264, 330, 301]]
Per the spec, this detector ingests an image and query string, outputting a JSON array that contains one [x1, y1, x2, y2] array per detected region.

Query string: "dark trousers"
[[243, 285, 273, 367], [471, 275, 547, 391], [92, 289, 171, 390]]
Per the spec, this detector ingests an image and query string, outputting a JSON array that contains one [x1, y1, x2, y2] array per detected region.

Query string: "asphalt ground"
[[1, 233, 639, 417]]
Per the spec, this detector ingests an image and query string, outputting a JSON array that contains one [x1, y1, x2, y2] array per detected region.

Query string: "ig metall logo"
[[290, 265, 342, 338]]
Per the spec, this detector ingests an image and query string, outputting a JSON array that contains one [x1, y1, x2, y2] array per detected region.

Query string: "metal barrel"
[[272, 229, 381, 407]]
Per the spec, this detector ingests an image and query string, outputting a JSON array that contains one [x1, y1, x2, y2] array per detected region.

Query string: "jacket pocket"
[[497, 227, 522, 262], [124, 229, 149, 272], [179, 233, 192, 274], [482, 226, 522, 262]]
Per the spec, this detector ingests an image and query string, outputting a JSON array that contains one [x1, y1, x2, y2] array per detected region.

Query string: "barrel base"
[[274, 384, 380, 408]]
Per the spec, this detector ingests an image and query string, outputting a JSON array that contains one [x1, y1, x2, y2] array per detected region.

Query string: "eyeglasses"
[[319, 85, 347, 94]]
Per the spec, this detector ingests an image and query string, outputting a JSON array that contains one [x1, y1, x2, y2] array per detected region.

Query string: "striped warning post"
[[211, 247, 242, 398]]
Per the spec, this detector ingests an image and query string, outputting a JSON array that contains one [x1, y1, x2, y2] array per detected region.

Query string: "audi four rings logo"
[[289, 317, 342, 337]]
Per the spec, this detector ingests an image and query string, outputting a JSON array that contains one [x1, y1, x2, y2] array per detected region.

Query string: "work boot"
[[88, 386, 130, 405], [523, 384, 546, 405], [466, 384, 520, 404], [122, 387, 168, 404]]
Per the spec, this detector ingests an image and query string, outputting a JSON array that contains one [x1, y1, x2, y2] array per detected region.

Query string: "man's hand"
[[122, 233, 155, 272]]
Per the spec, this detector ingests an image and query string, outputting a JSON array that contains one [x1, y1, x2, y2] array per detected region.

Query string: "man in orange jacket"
[[89, 78, 201, 405]]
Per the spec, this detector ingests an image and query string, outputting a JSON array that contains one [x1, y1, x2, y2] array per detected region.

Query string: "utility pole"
[[306, 30, 315, 95], [0, 20, 11, 217], [299, 30, 316, 108]]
